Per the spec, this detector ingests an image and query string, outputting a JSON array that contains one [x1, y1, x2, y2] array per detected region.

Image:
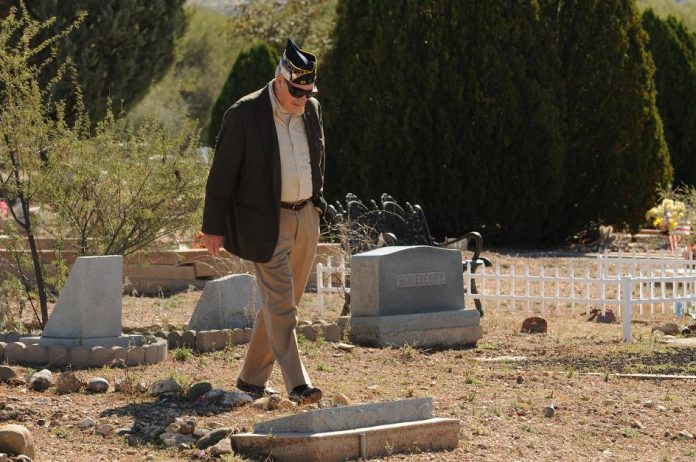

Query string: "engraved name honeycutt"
[[396, 271, 447, 288]]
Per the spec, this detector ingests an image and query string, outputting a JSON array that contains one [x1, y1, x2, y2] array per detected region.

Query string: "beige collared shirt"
[[268, 80, 313, 203]]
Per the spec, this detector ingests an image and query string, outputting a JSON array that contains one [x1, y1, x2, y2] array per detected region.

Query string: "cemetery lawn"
[[6, 251, 696, 461]]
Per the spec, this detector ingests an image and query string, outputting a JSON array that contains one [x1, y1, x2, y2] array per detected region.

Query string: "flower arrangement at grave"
[[645, 198, 687, 232]]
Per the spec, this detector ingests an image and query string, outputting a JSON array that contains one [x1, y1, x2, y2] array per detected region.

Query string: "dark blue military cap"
[[279, 38, 317, 85]]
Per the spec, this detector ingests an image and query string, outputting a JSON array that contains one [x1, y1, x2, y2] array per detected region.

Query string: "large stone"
[[186, 382, 212, 402], [0, 367, 17, 383], [349, 310, 482, 348], [350, 246, 463, 317], [187, 274, 260, 331], [0, 425, 35, 459], [27, 369, 53, 392], [86, 377, 109, 393], [254, 398, 433, 434], [232, 418, 459, 462], [41, 256, 123, 341], [521, 317, 547, 334], [55, 372, 83, 394], [196, 427, 234, 449], [150, 379, 182, 396]]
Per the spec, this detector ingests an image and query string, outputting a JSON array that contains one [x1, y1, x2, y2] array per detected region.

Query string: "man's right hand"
[[202, 233, 224, 256]]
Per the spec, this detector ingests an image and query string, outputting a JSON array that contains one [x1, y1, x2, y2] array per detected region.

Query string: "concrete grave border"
[[126, 319, 346, 353], [0, 336, 167, 368]]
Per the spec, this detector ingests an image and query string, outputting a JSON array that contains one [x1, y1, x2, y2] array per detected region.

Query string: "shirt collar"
[[269, 80, 294, 117]]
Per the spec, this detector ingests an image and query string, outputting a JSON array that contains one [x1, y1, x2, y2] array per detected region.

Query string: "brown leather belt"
[[280, 199, 310, 210]]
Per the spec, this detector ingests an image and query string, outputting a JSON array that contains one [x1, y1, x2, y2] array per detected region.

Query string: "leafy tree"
[[0, 4, 83, 326], [0, 0, 187, 124], [229, 0, 338, 59], [322, 0, 565, 244], [208, 43, 279, 148], [642, 9, 696, 186], [42, 112, 205, 257], [0, 5, 205, 328], [557, 0, 671, 233]]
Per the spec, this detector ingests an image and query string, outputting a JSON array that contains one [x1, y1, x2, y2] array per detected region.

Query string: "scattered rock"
[[596, 309, 617, 324], [220, 391, 253, 408], [159, 432, 197, 447], [521, 317, 547, 334], [186, 382, 212, 402], [27, 370, 53, 392], [79, 417, 95, 429], [652, 322, 679, 336], [678, 430, 695, 440], [252, 394, 289, 411], [657, 405, 668, 412], [150, 379, 182, 397], [95, 424, 114, 437], [332, 392, 351, 406], [86, 378, 109, 394], [197, 389, 225, 406], [114, 376, 147, 394], [602, 399, 617, 406], [179, 419, 196, 435], [165, 421, 181, 434], [195, 427, 233, 450], [209, 437, 232, 456], [516, 375, 524, 384], [336, 343, 354, 352], [0, 367, 17, 383], [109, 358, 126, 369], [543, 405, 555, 418], [631, 419, 644, 430], [643, 400, 655, 409], [55, 372, 83, 394], [0, 424, 35, 459], [679, 326, 692, 336]]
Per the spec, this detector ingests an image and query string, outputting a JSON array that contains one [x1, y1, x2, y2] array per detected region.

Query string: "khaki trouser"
[[239, 203, 320, 393]]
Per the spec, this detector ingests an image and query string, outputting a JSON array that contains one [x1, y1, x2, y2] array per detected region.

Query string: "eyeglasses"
[[284, 78, 317, 99]]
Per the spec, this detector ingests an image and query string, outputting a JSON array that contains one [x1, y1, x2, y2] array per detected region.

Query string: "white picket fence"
[[315, 250, 696, 341], [466, 250, 696, 315], [316, 256, 347, 314]]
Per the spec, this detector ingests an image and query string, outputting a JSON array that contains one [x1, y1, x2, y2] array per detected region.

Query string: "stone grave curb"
[[0, 337, 168, 368], [119, 319, 346, 354]]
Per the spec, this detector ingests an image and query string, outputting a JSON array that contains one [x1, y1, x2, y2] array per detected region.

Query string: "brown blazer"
[[202, 85, 327, 263]]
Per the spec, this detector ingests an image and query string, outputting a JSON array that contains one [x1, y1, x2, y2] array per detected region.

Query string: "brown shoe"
[[236, 378, 279, 399], [289, 385, 323, 405]]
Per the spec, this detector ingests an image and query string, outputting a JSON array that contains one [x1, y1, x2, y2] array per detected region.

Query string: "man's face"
[[276, 75, 315, 113]]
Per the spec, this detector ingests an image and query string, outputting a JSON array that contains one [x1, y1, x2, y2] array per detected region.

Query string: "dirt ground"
[[5, 250, 696, 461]]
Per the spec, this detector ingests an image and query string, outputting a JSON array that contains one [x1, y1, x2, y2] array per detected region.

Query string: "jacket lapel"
[[256, 86, 281, 202], [303, 104, 321, 193]]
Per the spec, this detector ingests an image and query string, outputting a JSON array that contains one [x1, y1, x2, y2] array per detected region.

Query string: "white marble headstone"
[[42, 256, 123, 339]]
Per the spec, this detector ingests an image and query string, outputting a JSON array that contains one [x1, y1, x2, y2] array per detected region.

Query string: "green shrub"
[[207, 43, 278, 148], [642, 9, 696, 187]]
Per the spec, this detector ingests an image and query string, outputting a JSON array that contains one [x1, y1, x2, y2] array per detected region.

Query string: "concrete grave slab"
[[187, 274, 260, 331], [42, 256, 123, 340], [254, 398, 433, 434], [350, 246, 463, 317], [233, 418, 459, 462]]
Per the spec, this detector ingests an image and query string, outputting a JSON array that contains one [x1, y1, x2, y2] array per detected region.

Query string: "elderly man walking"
[[201, 38, 326, 404]]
